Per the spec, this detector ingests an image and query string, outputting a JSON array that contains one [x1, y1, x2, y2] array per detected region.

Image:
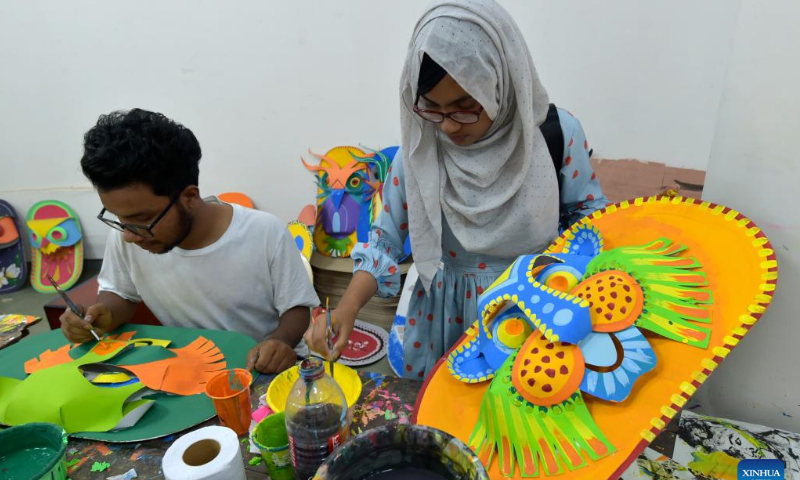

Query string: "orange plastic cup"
[[205, 369, 253, 436]]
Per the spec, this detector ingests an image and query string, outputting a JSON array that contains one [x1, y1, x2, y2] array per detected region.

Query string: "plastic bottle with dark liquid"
[[285, 357, 349, 480]]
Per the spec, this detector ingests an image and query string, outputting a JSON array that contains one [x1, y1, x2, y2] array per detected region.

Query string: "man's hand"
[[246, 338, 297, 374], [60, 303, 114, 343]]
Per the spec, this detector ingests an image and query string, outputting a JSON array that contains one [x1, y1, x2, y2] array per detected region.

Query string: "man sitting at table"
[[60, 108, 319, 374]]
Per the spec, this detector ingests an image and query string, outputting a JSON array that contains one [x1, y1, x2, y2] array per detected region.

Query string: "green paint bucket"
[[252, 412, 295, 480], [0, 422, 68, 480]]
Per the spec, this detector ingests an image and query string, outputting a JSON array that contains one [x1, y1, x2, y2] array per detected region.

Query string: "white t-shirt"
[[98, 204, 319, 353]]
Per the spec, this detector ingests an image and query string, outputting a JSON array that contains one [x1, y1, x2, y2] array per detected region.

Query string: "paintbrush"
[[326, 297, 335, 380], [47, 274, 101, 342]]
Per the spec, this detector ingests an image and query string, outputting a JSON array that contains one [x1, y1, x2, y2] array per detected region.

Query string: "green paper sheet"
[[0, 325, 255, 442], [1, 359, 144, 432]]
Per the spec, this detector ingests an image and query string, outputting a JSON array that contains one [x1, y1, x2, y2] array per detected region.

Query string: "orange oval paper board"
[[413, 196, 777, 480]]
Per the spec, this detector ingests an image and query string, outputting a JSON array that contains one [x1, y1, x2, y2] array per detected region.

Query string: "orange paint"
[[480, 446, 493, 466], [504, 319, 525, 336], [680, 290, 711, 301], [680, 327, 708, 341], [67, 456, 89, 473], [555, 430, 582, 466], [501, 437, 512, 475], [539, 438, 558, 473], [522, 448, 536, 475], [672, 305, 711, 319], [94, 444, 111, 456], [91, 340, 127, 356], [655, 258, 695, 267], [588, 437, 609, 456], [416, 197, 777, 480]]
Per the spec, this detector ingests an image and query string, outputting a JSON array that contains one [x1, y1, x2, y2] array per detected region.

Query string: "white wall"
[[0, 0, 739, 258], [695, 0, 800, 432]]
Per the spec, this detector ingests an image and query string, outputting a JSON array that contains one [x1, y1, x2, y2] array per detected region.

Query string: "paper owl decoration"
[[26, 200, 84, 293], [0, 200, 27, 294], [302, 145, 399, 258], [414, 196, 778, 480]]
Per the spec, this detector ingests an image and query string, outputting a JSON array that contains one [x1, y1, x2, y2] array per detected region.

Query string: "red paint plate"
[[335, 320, 388, 367]]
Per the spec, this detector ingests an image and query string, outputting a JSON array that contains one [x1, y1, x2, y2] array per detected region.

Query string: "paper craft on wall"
[[26, 200, 84, 293], [414, 196, 778, 480], [302, 145, 399, 258], [218, 192, 255, 209], [0, 200, 27, 294], [1, 330, 227, 433]]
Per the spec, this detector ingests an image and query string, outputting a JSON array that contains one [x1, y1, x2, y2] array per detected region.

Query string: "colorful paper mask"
[[1, 331, 226, 434], [415, 196, 778, 480], [26, 200, 84, 292], [302, 145, 399, 258], [0, 200, 27, 294]]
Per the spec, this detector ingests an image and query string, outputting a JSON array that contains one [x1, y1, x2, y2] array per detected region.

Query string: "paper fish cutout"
[[2, 331, 227, 433], [302, 145, 399, 258], [0, 200, 27, 294], [26, 200, 84, 293], [415, 196, 778, 480]]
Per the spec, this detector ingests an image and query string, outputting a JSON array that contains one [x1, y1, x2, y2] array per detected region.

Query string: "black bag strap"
[[540, 103, 565, 187], [540, 103, 566, 229]]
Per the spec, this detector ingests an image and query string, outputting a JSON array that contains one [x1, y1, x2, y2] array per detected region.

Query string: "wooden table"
[[63, 371, 422, 479]]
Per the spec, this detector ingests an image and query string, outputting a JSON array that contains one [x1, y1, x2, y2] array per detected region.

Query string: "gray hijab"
[[400, 0, 559, 291]]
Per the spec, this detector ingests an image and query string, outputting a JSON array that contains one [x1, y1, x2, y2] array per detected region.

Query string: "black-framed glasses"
[[413, 95, 484, 124], [97, 195, 180, 238]]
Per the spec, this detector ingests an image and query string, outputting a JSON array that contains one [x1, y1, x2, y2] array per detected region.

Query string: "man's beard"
[[156, 203, 194, 254]]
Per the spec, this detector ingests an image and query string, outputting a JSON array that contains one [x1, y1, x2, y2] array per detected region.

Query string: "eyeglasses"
[[413, 96, 484, 124], [97, 195, 179, 238]]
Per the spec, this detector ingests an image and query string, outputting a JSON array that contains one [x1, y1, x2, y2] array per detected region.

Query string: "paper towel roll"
[[162, 426, 246, 480]]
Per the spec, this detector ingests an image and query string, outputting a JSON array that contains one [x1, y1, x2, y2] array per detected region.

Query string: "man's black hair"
[[81, 108, 201, 197]]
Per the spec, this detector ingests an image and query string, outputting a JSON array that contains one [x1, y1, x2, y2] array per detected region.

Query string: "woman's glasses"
[[413, 96, 483, 124]]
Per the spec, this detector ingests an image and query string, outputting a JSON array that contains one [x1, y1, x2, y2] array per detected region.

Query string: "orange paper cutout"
[[24, 343, 75, 374], [24, 331, 140, 374], [572, 270, 644, 332], [218, 192, 255, 209], [22, 331, 226, 396], [0, 217, 19, 244], [512, 333, 585, 406], [120, 336, 227, 395]]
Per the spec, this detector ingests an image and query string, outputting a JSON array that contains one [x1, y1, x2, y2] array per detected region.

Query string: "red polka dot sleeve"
[[557, 109, 609, 229], [350, 149, 410, 298]]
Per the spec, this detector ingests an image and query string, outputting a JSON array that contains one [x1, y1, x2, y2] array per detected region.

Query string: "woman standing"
[[307, 0, 607, 378]]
